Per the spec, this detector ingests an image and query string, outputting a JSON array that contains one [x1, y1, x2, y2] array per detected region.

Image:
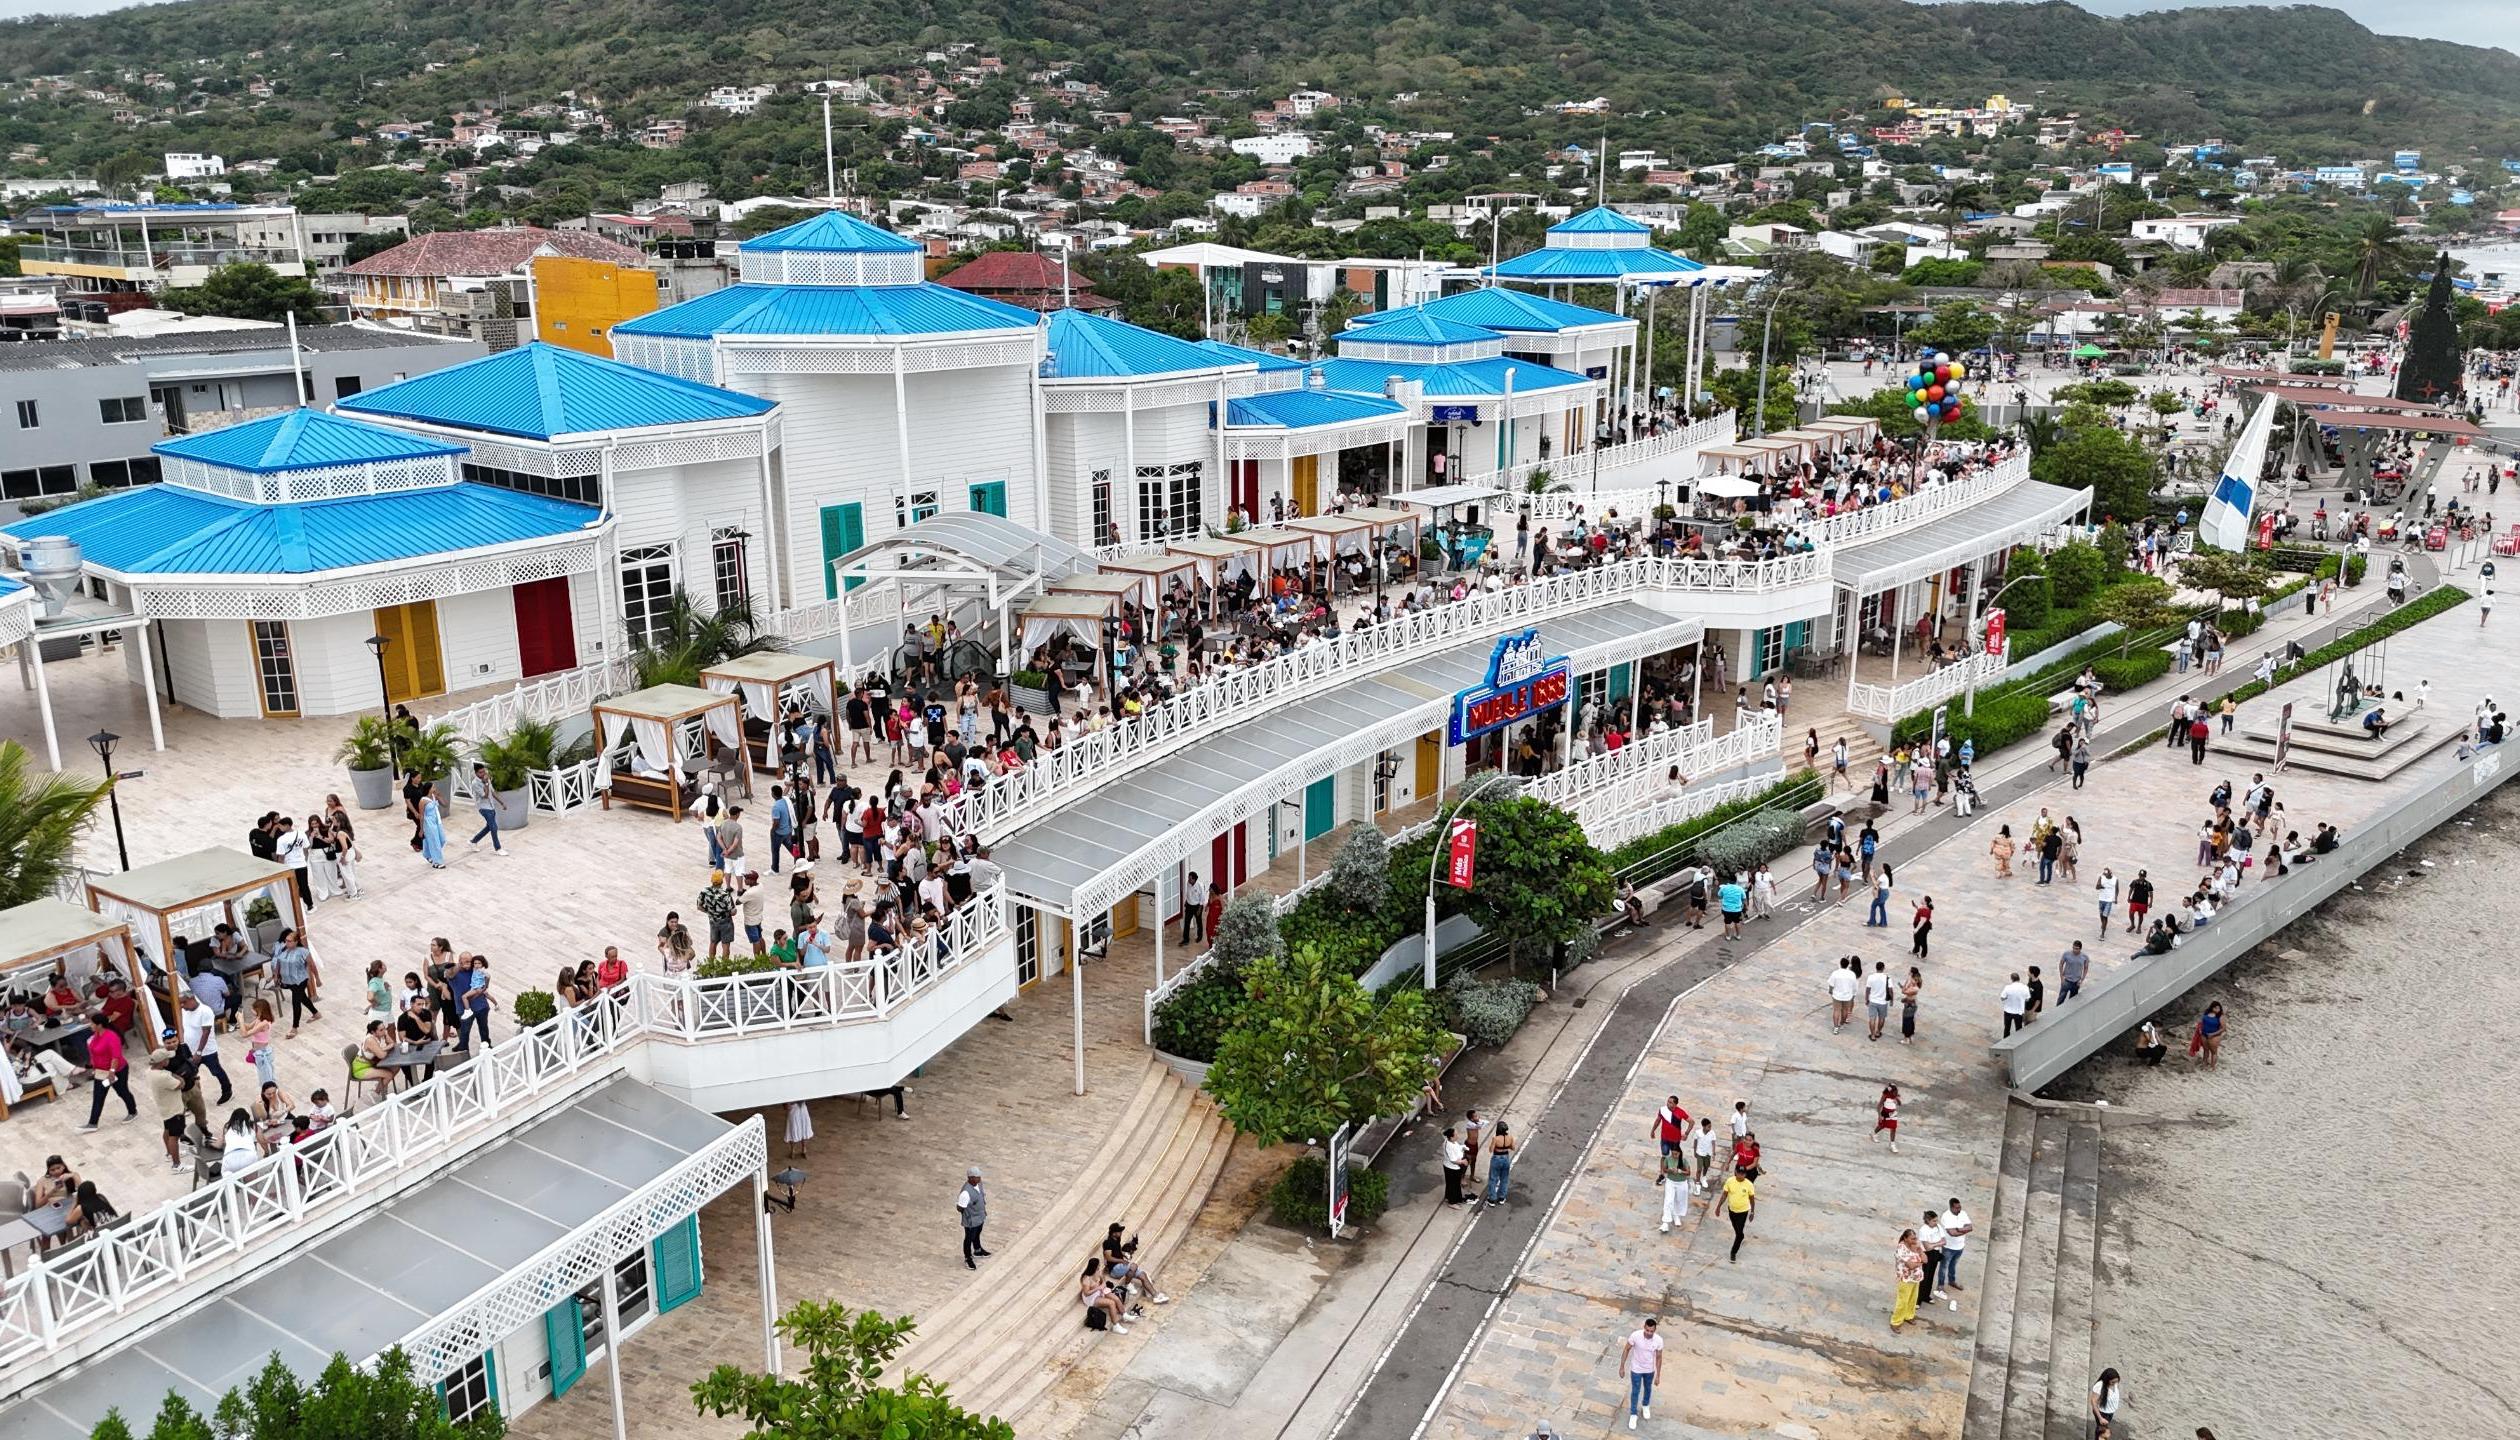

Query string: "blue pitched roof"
[[740, 210, 920, 254], [1549, 206, 1653, 236], [1312, 355, 1595, 400], [1388, 289, 1627, 334], [1486, 246, 1706, 281], [1224, 388, 1411, 430], [1338, 311, 1504, 349], [0, 574, 22, 598], [153, 409, 464, 474], [1041, 309, 1241, 380], [613, 283, 1037, 340], [338, 343, 772, 441], [1194, 338, 1305, 373], [3, 482, 598, 577]]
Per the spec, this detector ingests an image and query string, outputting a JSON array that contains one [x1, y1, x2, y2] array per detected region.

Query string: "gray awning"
[[3, 1079, 732, 1440], [992, 601, 1699, 917], [1830, 480, 2091, 594], [830, 510, 1091, 586]]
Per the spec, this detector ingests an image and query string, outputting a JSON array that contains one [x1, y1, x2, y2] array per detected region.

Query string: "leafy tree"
[[2093, 576, 2185, 656], [1900, 257, 1984, 287], [95, 1348, 498, 1440], [2054, 379, 2141, 410], [1707, 363, 1798, 434], [732, 204, 825, 239], [2346, 211, 2413, 304], [1827, 386, 1998, 442], [2044, 541, 2107, 608], [2000, 547, 2053, 628], [2394, 257, 2464, 407], [2146, 389, 2184, 420], [1447, 795, 1615, 970], [1908, 299, 1996, 356], [628, 590, 766, 688], [2030, 420, 2156, 526], [2051, 232, 2128, 270], [0, 741, 111, 908], [2176, 549, 2274, 610], [1327, 822, 1392, 914], [163, 262, 324, 324], [1205, 942, 1448, 1145], [1209, 889, 1284, 977], [339, 230, 403, 266], [691, 1301, 1011, 1440]]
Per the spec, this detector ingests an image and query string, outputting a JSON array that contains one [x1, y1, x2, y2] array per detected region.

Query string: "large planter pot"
[[1010, 682, 1057, 717], [346, 765, 395, 811], [495, 787, 531, 831]]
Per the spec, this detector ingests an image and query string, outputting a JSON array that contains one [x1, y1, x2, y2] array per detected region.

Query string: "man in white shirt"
[[1181, 872, 1210, 943], [1863, 962, 1893, 1041], [1999, 973, 2031, 1036], [1941, 1198, 1973, 1301], [1918, 1211, 1947, 1305], [175, 991, 235, 1104], [1827, 961, 1860, 1033]]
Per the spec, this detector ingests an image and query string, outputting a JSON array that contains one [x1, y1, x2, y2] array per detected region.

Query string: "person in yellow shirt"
[[1717, 1171, 1755, 1262]]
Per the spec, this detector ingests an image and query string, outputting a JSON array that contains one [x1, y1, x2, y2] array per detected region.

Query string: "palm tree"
[[0, 740, 112, 908], [2348, 213, 2412, 305], [628, 590, 768, 689]]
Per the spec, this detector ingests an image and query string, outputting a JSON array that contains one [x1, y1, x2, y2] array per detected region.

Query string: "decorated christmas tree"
[[2394, 255, 2464, 408]]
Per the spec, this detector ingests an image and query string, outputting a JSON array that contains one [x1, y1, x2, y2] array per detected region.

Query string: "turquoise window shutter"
[[652, 1213, 704, 1313], [545, 1298, 587, 1398]]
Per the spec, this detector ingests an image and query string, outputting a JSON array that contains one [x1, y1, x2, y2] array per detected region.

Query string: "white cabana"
[[1017, 592, 1118, 657], [1165, 535, 1268, 591], [1804, 416, 1883, 450], [1696, 474, 1763, 499], [1284, 513, 1374, 560], [593, 684, 748, 819], [0, 899, 150, 1114], [1695, 444, 1765, 477], [85, 847, 301, 1036], [699, 651, 840, 775], [1230, 526, 1320, 577], [1095, 551, 1200, 612]]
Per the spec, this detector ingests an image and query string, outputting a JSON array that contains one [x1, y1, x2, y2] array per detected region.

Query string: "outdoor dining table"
[[18, 1018, 90, 1052], [0, 1199, 71, 1275], [377, 1041, 445, 1090]]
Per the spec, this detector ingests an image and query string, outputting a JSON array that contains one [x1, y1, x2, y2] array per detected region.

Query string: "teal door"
[[1747, 628, 1767, 678], [652, 1213, 704, 1313], [969, 480, 1008, 518], [544, 1298, 587, 1398], [1608, 661, 1633, 703], [1784, 619, 1808, 663], [819, 502, 865, 597], [1303, 776, 1336, 841]]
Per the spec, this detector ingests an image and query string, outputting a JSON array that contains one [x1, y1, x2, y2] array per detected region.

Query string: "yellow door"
[[1292, 454, 1320, 516], [1110, 895, 1139, 940], [372, 600, 447, 704], [1415, 732, 1442, 799]]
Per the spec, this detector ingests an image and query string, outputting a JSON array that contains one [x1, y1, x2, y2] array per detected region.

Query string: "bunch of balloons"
[[1905, 349, 1967, 425]]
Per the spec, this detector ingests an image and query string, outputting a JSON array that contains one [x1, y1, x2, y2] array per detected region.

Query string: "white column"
[[1032, 364, 1053, 532], [1889, 584, 1906, 684], [600, 1257, 629, 1440], [1123, 404, 1138, 540], [1628, 666, 1642, 735], [755, 447, 784, 612], [1069, 914, 1087, 1096], [27, 637, 60, 771], [753, 1170, 781, 1374], [136, 620, 164, 751], [1154, 913, 1166, 987]]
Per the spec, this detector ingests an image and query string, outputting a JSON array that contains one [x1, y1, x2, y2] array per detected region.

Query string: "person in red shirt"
[[594, 946, 630, 991], [1651, 1096, 1691, 1162], [1732, 1133, 1762, 1181], [95, 982, 138, 1039], [81, 1010, 138, 1127]]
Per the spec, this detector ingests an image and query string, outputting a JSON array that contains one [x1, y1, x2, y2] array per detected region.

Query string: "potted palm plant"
[[333, 715, 404, 810], [475, 728, 536, 831], [398, 722, 464, 790]]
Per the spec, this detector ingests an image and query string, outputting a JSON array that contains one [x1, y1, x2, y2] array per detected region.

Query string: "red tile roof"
[[343, 226, 647, 278], [937, 250, 1096, 296]]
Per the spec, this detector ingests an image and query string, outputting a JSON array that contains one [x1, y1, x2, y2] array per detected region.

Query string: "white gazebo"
[[593, 684, 748, 819], [699, 651, 840, 774]]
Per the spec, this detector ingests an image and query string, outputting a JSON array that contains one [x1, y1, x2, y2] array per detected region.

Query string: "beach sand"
[[2060, 786, 2520, 1438]]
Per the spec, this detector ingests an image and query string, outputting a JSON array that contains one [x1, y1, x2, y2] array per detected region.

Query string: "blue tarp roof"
[[1486, 246, 1706, 281], [1312, 355, 1594, 400], [1548, 206, 1652, 236], [739, 210, 920, 254], [1384, 289, 1626, 334], [152, 409, 464, 474], [613, 283, 1037, 340], [3, 482, 599, 576], [1224, 388, 1411, 430], [1194, 338, 1305, 373], [1041, 309, 1242, 380], [1337, 311, 1503, 348], [338, 342, 772, 440]]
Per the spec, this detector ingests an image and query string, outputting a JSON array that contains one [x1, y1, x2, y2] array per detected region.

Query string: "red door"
[[512, 577, 577, 678], [1231, 459, 1259, 521], [1210, 832, 1232, 904]]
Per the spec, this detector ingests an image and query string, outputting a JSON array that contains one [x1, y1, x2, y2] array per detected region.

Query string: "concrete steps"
[[1961, 1103, 2109, 1440], [1783, 712, 1884, 786], [2219, 716, 2456, 782], [886, 1057, 1234, 1431]]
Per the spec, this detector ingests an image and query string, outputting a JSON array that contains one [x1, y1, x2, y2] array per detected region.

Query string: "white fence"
[[1546, 715, 1785, 826], [940, 550, 1827, 845], [436, 657, 638, 743], [1846, 648, 2008, 723], [0, 885, 1006, 1373], [1806, 451, 2032, 550], [1492, 410, 1737, 499], [526, 759, 604, 816], [1583, 768, 1791, 852]]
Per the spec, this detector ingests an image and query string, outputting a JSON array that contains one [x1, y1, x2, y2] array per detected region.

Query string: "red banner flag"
[[1444, 817, 1478, 889]]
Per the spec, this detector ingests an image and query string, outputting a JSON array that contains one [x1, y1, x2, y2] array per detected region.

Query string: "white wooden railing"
[[1806, 451, 2031, 550], [1489, 410, 1736, 498], [0, 885, 1007, 1372], [1519, 719, 1712, 808], [762, 581, 906, 646], [436, 657, 638, 743], [527, 759, 604, 815], [1584, 768, 1788, 851], [942, 550, 1827, 844], [1534, 714, 1784, 821], [1089, 537, 1177, 563], [1846, 649, 2008, 723]]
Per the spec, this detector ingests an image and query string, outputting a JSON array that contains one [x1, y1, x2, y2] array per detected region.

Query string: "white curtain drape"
[[703, 698, 742, 754], [0, 1052, 20, 1105], [1021, 615, 1101, 654], [628, 717, 672, 776]]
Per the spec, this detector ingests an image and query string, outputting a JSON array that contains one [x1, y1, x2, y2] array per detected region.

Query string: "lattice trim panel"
[[136, 539, 602, 621], [737, 250, 923, 287], [165, 455, 461, 505], [610, 428, 769, 473], [1337, 338, 1506, 365]]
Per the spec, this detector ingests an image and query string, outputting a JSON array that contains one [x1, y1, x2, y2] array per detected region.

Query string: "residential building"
[[2129, 214, 2241, 252], [706, 85, 778, 115], [14, 201, 309, 300], [531, 255, 663, 355], [162, 152, 224, 179], [342, 226, 652, 347], [1229, 134, 1314, 165], [936, 249, 1113, 312]]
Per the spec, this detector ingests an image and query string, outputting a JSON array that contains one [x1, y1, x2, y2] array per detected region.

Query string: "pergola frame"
[[592, 685, 749, 820], [85, 847, 302, 1039], [0, 898, 147, 1112], [699, 652, 841, 775], [12, 596, 163, 774]]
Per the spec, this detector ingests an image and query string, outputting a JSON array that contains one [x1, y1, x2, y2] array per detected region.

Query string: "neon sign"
[[1449, 628, 1571, 745]]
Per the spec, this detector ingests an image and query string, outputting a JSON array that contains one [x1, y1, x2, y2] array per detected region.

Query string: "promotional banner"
[[1450, 629, 1572, 745], [1445, 817, 1479, 889], [1983, 607, 2007, 657], [2276, 701, 2295, 774], [2202, 395, 2276, 553]]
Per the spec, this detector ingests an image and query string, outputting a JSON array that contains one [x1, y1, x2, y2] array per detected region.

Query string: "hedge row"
[[2090, 649, 2173, 690], [1601, 774, 1821, 884], [1269, 1153, 1391, 1229], [2219, 585, 2471, 711]]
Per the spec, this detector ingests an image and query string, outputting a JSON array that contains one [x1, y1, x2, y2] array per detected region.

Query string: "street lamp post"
[[1962, 568, 2044, 717], [88, 729, 129, 871], [365, 634, 400, 779], [1422, 768, 1517, 988]]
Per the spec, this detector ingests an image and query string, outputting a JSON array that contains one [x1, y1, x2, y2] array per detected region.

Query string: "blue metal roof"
[[1194, 338, 1305, 373], [1338, 311, 1504, 348], [613, 283, 1038, 340], [1313, 356, 1595, 400], [740, 210, 920, 254], [0, 574, 22, 597], [1386, 289, 1627, 335], [1548, 206, 1652, 236], [338, 342, 771, 440], [153, 409, 464, 474], [1487, 246, 1706, 281], [3, 482, 598, 577], [1041, 309, 1242, 380], [1224, 387, 1411, 430]]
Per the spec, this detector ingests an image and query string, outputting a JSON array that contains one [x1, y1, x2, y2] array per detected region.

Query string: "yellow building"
[[531, 255, 661, 355]]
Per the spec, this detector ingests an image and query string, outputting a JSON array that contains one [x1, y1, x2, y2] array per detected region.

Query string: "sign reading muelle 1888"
[[1449, 629, 1571, 745]]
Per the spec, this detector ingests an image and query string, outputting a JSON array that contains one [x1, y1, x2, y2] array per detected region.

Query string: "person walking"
[[1440, 1126, 1468, 1206], [1690, 1115, 1717, 1194], [419, 787, 447, 869], [1831, 736, 1851, 792], [76, 1010, 138, 1130], [957, 1168, 990, 1268], [1716, 1165, 1756, 1262], [1827, 958, 1860, 1033], [1483, 1122, 1515, 1206], [1891, 1228, 1926, 1329], [1910, 895, 1933, 958], [1659, 1143, 1691, 1233], [2089, 1369, 2124, 1438], [1751, 862, 1778, 921], [2000, 973, 2031, 1036], [1653, 1095, 1691, 1164], [1941, 1196, 1972, 1302], [1871, 1083, 1900, 1153], [468, 764, 506, 856], [1181, 871, 1209, 943], [1866, 865, 1894, 927], [2125, 868, 2152, 934], [2189, 711, 2212, 764], [1898, 967, 1922, 1044], [2093, 869, 2118, 938], [2059, 941, 2091, 1003], [1989, 824, 2015, 879], [2038, 826, 2063, 885], [2070, 734, 2090, 789], [1619, 1317, 1665, 1429], [1864, 961, 1893, 1041]]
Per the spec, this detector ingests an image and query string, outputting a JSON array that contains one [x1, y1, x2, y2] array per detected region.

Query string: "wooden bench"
[[0, 1075, 56, 1121], [601, 770, 683, 816]]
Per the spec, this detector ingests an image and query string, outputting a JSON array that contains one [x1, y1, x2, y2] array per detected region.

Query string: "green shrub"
[[2003, 549, 2054, 628], [244, 896, 279, 927], [1210, 890, 1285, 979], [2045, 542, 2107, 608], [1561, 928, 1602, 970], [1269, 1152, 1392, 1230], [1150, 967, 1246, 1062], [513, 989, 558, 1028], [1600, 776, 1818, 882], [1698, 810, 1805, 875], [1442, 973, 1543, 1048], [1279, 897, 1402, 978], [2344, 554, 2368, 586], [2217, 605, 2265, 638], [697, 951, 783, 978], [2090, 650, 2171, 690], [1895, 689, 2054, 756], [1327, 823, 1394, 913]]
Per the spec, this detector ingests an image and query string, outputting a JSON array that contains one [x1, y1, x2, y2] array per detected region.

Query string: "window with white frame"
[[1090, 468, 1113, 545], [440, 1354, 495, 1425], [710, 528, 750, 612], [1134, 461, 1202, 541], [1374, 750, 1394, 813], [620, 544, 676, 646], [894, 485, 940, 532]]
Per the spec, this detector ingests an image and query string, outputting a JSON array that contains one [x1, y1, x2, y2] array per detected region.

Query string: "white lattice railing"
[[1806, 451, 2032, 550], [528, 759, 604, 815], [1492, 410, 1737, 499], [763, 581, 906, 647], [1518, 719, 1713, 808], [437, 657, 638, 743], [0, 885, 1008, 1373], [1089, 538, 1177, 563], [942, 550, 1826, 845], [1584, 768, 1788, 851], [1846, 648, 2009, 723], [1526, 713, 1784, 817]]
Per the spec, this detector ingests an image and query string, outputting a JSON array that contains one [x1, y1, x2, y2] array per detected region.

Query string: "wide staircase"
[[2218, 713, 2457, 782], [888, 1058, 1233, 1431], [1783, 709, 1883, 786], [1960, 1100, 2107, 1440]]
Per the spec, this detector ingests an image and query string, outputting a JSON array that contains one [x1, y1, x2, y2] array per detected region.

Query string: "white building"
[[705, 84, 778, 115], [2130, 215, 2242, 252], [163, 152, 225, 179], [1229, 133, 1315, 165]]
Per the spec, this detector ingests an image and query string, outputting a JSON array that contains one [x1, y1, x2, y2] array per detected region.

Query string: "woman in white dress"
[[784, 1098, 814, 1159]]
